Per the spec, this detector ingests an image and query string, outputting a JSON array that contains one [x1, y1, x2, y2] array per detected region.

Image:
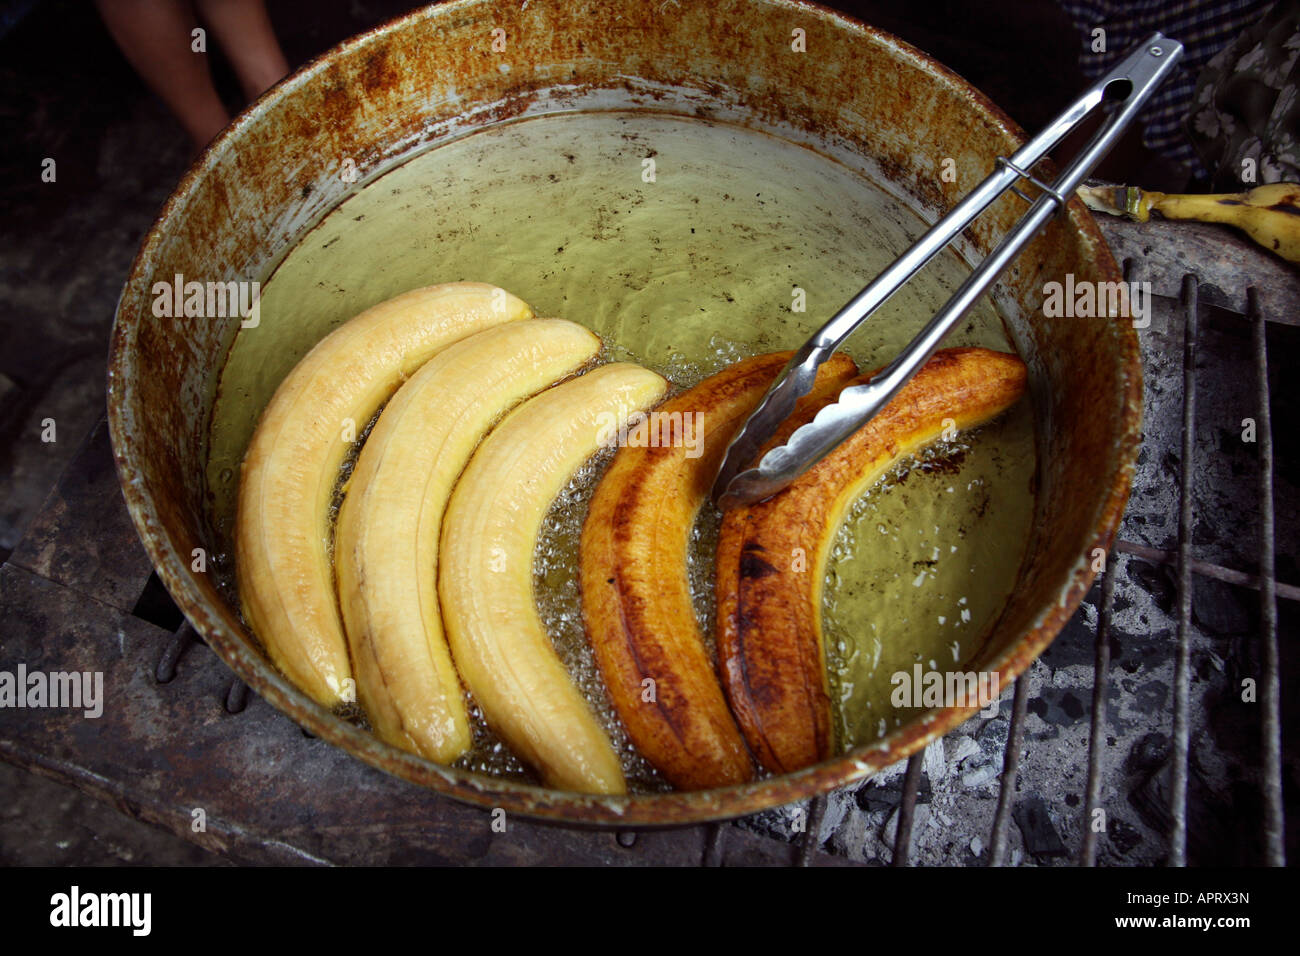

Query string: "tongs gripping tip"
[[713, 34, 1183, 509]]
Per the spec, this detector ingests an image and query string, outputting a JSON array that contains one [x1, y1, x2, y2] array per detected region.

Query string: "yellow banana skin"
[[580, 351, 857, 791], [715, 348, 1028, 775], [236, 282, 533, 707], [439, 363, 668, 794], [335, 320, 602, 763], [1148, 183, 1300, 263], [1082, 181, 1300, 263]]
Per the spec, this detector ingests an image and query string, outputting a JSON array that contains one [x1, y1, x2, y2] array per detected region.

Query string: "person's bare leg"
[[194, 0, 289, 101], [94, 0, 230, 150]]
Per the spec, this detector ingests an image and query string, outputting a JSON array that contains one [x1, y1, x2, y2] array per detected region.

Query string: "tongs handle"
[[713, 34, 1183, 508]]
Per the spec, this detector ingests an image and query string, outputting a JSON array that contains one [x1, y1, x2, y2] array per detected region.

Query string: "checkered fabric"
[[1057, 0, 1277, 170]]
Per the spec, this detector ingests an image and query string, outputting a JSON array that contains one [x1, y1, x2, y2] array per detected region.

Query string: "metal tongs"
[[713, 34, 1183, 508]]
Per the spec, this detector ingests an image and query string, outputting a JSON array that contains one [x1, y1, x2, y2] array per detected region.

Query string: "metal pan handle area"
[[713, 33, 1183, 509]]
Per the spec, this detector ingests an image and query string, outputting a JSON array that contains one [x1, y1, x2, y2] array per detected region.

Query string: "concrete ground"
[[0, 0, 424, 867]]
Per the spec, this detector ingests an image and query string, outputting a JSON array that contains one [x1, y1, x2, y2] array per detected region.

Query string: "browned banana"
[[580, 351, 857, 790], [715, 347, 1028, 775]]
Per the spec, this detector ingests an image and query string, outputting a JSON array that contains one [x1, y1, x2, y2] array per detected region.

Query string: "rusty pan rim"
[[106, 0, 1140, 827]]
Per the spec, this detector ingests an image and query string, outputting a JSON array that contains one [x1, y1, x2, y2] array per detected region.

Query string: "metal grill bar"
[[1080, 550, 1119, 866], [988, 674, 1029, 865], [154, 620, 198, 684], [224, 677, 249, 714], [798, 795, 828, 866], [892, 752, 924, 866], [1114, 539, 1300, 601], [1169, 274, 1199, 866], [1251, 288, 1285, 866], [703, 821, 726, 866]]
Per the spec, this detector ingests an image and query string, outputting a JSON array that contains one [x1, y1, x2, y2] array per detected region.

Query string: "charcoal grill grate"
[[812, 260, 1290, 868]]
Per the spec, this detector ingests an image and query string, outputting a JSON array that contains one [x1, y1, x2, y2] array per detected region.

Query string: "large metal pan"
[[106, 0, 1138, 825]]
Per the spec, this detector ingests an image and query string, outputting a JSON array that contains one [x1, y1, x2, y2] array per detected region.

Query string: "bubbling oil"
[[205, 109, 1036, 785]]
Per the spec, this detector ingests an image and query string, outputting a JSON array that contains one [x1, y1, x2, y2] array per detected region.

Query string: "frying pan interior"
[[106, 0, 1137, 824]]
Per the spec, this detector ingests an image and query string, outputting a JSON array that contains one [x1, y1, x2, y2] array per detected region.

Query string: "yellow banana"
[[1080, 181, 1300, 263], [580, 351, 857, 790], [715, 348, 1028, 774], [236, 282, 533, 707], [335, 320, 601, 763], [439, 362, 668, 794]]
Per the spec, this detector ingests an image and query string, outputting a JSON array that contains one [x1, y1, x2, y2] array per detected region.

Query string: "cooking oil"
[[205, 109, 1036, 782]]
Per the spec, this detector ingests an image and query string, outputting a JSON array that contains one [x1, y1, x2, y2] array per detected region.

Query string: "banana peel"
[[1078, 181, 1300, 264]]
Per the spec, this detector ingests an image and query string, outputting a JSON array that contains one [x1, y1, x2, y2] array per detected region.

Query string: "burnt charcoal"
[[1129, 759, 1173, 837], [1125, 732, 1170, 775], [1108, 817, 1142, 856], [1126, 749, 1245, 865], [978, 717, 1010, 746], [1191, 576, 1252, 637], [1042, 613, 1094, 670], [1127, 680, 1171, 720], [1191, 515, 1224, 549], [854, 774, 931, 813], [1129, 560, 1177, 615], [1012, 794, 1068, 860], [1027, 688, 1087, 726], [1224, 632, 1259, 686]]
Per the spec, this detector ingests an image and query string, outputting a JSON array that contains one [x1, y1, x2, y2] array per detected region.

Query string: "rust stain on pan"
[[106, 0, 1139, 826]]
